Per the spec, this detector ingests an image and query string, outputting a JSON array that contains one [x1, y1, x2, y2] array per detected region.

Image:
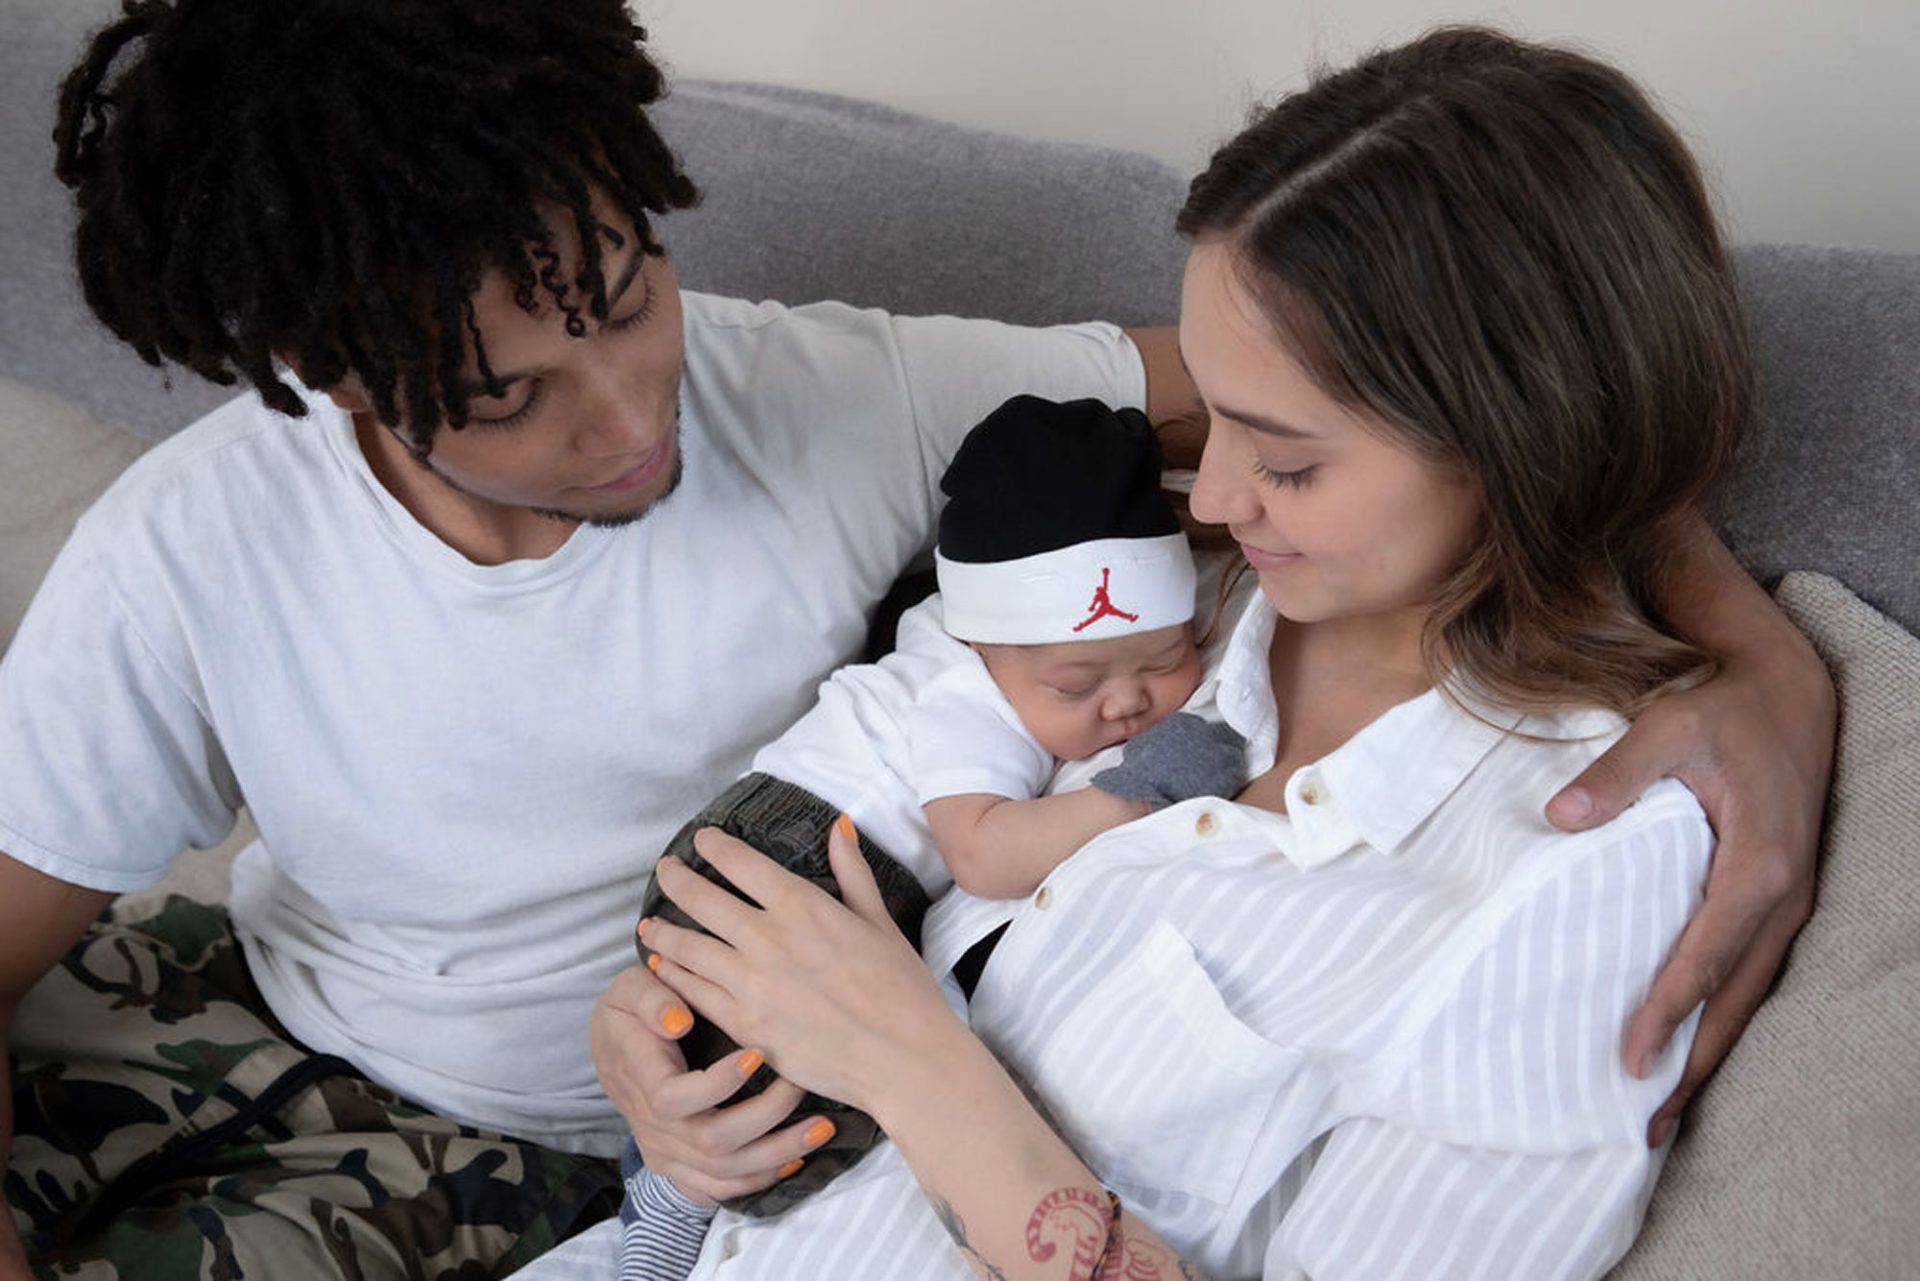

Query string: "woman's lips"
[[1238, 541, 1303, 571]]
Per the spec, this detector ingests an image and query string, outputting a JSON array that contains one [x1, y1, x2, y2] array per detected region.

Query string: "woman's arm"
[[1544, 517, 1833, 1142], [643, 819, 1206, 1281], [924, 790, 1148, 899]]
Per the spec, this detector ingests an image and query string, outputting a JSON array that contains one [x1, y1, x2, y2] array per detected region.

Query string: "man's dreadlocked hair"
[[52, 0, 700, 452]]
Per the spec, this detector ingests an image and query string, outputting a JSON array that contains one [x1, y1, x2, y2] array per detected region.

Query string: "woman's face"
[[1180, 241, 1482, 632]]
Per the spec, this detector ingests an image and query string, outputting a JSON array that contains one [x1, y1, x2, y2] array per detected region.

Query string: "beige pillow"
[[1615, 571, 1920, 1279], [0, 378, 150, 653]]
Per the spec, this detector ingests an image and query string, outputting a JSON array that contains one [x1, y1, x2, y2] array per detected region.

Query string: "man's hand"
[[590, 962, 819, 1203], [1546, 591, 1834, 1146]]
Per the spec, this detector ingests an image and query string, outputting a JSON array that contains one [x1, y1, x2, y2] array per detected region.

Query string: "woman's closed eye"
[[1254, 458, 1317, 489]]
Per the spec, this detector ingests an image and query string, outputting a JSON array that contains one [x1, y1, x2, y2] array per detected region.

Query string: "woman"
[[609, 27, 1778, 1279]]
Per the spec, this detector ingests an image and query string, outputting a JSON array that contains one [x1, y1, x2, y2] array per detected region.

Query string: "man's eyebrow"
[[603, 248, 646, 311], [458, 250, 650, 398], [1174, 341, 1318, 440]]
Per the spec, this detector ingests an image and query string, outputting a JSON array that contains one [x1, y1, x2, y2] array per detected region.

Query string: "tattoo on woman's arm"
[[1025, 1186, 1113, 1281], [933, 1195, 1009, 1281]]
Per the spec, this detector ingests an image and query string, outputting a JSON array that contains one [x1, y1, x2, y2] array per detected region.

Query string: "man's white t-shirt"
[[0, 291, 1144, 1156]]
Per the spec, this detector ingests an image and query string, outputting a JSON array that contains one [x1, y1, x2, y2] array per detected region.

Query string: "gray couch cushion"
[[652, 80, 1190, 330], [1719, 247, 1920, 636], [0, 0, 236, 443], [0, 378, 148, 652], [1614, 571, 1920, 1279]]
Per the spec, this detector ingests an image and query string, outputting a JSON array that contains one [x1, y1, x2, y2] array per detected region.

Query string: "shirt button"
[[1034, 886, 1054, 910], [1300, 779, 1326, 806], [1195, 811, 1219, 837]]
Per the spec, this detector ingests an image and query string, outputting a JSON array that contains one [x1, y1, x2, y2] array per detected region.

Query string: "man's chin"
[[539, 457, 685, 529]]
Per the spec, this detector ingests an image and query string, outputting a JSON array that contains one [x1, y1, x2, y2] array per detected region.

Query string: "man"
[[1, 0, 1831, 1276]]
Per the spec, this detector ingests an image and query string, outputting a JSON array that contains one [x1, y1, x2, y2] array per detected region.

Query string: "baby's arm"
[[924, 788, 1149, 899], [926, 712, 1250, 899]]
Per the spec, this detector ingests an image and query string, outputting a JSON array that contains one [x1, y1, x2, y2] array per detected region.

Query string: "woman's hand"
[[1546, 532, 1834, 1145], [642, 816, 963, 1114], [590, 962, 819, 1203]]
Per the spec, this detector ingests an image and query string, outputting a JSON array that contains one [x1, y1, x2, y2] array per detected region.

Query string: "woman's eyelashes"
[[1254, 458, 1318, 489]]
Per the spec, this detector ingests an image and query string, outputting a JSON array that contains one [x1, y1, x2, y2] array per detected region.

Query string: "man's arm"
[[0, 853, 117, 1280], [1545, 515, 1834, 1143], [1124, 327, 1206, 468]]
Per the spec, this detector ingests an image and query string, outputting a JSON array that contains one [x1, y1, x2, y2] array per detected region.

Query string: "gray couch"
[[3, 3, 1917, 1276]]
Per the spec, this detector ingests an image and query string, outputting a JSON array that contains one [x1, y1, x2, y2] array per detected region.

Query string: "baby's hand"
[[1092, 712, 1248, 809]]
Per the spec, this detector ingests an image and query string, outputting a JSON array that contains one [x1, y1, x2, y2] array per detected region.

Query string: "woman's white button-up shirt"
[[692, 577, 1711, 1281]]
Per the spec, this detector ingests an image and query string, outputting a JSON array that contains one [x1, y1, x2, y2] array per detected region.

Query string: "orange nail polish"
[[636, 916, 653, 937], [778, 1158, 805, 1178], [646, 953, 661, 973], [739, 1050, 764, 1078], [661, 1007, 693, 1036], [835, 812, 857, 842], [804, 1119, 836, 1148]]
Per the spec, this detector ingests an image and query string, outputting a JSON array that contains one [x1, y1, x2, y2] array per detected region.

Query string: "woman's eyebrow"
[[1175, 342, 1318, 439]]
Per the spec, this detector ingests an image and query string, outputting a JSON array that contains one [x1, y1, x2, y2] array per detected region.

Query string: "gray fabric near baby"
[[635, 772, 932, 1218], [1092, 711, 1249, 809]]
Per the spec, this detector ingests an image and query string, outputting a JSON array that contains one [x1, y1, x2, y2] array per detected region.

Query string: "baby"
[[624, 396, 1246, 1258]]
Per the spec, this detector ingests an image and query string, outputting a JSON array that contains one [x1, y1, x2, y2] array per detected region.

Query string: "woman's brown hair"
[[1178, 26, 1753, 715]]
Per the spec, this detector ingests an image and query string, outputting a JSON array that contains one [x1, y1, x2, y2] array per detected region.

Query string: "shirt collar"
[[1211, 581, 1522, 872]]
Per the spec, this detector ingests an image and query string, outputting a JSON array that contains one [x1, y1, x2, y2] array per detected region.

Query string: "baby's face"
[[975, 622, 1202, 761]]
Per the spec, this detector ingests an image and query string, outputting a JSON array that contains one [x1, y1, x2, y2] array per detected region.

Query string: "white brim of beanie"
[[936, 534, 1197, 645]]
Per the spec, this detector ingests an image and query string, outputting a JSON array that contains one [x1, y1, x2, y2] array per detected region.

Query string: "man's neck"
[[352, 412, 576, 565]]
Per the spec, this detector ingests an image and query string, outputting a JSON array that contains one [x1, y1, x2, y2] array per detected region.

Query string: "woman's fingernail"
[[835, 812, 857, 842], [804, 1119, 836, 1148], [739, 1050, 765, 1078], [636, 916, 653, 937], [646, 953, 661, 974], [661, 1007, 693, 1036], [777, 1158, 805, 1178]]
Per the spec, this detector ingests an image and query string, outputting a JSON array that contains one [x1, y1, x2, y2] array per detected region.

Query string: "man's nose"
[[575, 378, 660, 456]]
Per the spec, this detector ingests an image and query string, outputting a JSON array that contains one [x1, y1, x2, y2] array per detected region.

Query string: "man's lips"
[[584, 439, 671, 495]]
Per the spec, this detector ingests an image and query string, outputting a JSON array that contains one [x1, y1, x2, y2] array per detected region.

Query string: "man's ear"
[[317, 373, 374, 415], [279, 352, 374, 415]]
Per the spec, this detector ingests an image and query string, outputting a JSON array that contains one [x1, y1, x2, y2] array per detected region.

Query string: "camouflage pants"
[[5, 895, 620, 1280]]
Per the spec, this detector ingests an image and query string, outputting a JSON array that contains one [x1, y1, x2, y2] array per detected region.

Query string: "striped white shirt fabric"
[[657, 578, 1711, 1280]]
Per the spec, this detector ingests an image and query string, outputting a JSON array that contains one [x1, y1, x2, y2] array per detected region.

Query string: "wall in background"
[[636, 0, 1919, 254]]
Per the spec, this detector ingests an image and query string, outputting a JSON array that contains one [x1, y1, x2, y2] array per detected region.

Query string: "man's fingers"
[[1548, 706, 1693, 831], [1642, 895, 1809, 1146], [1623, 873, 1775, 1079]]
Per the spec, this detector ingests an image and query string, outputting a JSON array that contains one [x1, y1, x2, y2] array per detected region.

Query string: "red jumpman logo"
[[1073, 567, 1139, 633]]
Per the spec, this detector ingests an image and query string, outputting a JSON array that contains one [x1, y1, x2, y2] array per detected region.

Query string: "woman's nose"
[[1188, 423, 1261, 527]]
